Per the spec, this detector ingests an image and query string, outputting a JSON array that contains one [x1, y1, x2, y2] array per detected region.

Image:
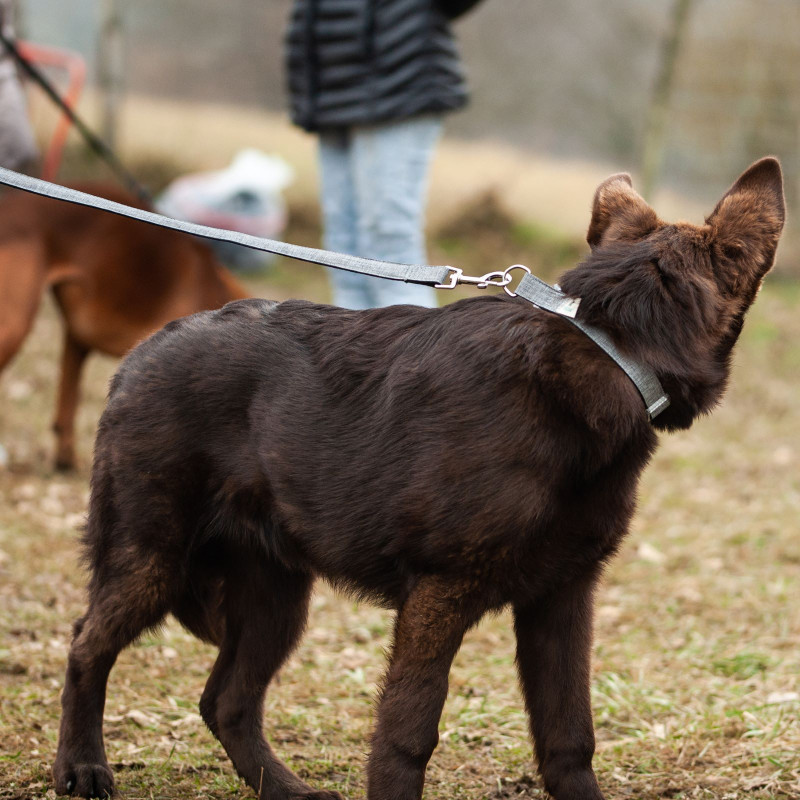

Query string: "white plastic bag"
[[157, 149, 295, 271]]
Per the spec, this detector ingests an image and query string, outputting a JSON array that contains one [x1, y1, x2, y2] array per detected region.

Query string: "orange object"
[[17, 40, 86, 180]]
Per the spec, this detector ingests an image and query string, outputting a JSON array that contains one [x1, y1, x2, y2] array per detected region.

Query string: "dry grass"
[[0, 260, 798, 800]]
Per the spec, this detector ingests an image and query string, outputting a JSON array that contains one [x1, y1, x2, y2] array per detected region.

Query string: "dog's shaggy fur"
[[53, 159, 785, 800]]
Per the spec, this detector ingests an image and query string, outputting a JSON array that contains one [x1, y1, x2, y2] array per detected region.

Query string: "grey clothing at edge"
[[0, 0, 38, 171]]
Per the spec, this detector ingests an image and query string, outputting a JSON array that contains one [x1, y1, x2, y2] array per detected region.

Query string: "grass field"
[[0, 252, 798, 800]]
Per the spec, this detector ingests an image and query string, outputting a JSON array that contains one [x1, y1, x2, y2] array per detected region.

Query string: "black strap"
[[0, 29, 152, 204]]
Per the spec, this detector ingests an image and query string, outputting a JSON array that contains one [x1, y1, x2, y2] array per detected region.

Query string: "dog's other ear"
[[587, 173, 659, 250], [706, 157, 786, 285]]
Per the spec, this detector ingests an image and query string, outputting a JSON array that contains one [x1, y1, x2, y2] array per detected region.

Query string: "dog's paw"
[[294, 792, 344, 800], [544, 769, 605, 800], [54, 761, 115, 798]]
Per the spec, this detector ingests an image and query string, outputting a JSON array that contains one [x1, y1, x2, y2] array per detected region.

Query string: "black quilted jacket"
[[285, 0, 477, 131]]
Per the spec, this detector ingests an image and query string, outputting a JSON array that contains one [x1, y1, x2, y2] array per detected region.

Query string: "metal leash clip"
[[435, 267, 513, 290], [435, 264, 534, 292]]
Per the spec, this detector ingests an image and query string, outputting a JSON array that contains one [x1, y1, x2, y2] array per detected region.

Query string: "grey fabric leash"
[[0, 167, 450, 285], [0, 166, 669, 420]]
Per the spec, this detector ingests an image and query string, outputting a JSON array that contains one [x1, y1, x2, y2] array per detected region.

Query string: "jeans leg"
[[352, 116, 442, 308], [318, 130, 374, 310]]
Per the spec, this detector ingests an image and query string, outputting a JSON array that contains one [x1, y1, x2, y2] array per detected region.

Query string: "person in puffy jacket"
[[0, 0, 38, 172], [285, 0, 483, 309]]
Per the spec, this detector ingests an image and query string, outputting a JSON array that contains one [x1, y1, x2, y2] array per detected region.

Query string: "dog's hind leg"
[[367, 577, 486, 800], [198, 552, 341, 800], [53, 560, 176, 797], [53, 468, 182, 798], [52, 331, 89, 471], [513, 568, 605, 800]]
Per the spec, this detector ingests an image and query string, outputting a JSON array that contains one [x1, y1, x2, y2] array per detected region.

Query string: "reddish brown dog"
[[0, 184, 247, 469], [53, 159, 784, 800]]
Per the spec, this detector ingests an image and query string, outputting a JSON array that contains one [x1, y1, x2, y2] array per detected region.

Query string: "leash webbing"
[[0, 166, 669, 420], [0, 167, 450, 285]]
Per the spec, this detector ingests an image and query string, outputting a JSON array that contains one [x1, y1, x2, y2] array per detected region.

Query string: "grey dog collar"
[[515, 273, 670, 419]]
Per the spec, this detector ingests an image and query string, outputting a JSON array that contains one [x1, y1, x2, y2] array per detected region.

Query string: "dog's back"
[[92, 293, 653, 611]]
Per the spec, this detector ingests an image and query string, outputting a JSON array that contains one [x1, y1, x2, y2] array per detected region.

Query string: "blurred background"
[[1, 4, 798, 799], [17, 0, 800, 275]]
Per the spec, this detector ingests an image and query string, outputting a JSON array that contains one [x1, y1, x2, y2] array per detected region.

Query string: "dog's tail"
[[0, 236, 48, 374]]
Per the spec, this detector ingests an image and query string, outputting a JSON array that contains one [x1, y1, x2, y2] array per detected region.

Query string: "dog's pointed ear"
[[706, 157, 786, 280], [587, 173, 659, 249]]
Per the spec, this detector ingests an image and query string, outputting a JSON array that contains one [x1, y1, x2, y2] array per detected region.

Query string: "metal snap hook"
[[435, 267, 514, 290]]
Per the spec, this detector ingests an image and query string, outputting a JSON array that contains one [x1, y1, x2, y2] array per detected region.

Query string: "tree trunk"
[[640, 0, 694, 201], [97, 0, 123, 150]]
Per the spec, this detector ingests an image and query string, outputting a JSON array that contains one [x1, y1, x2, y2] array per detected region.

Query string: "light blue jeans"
[[318, 115, 442, 309]]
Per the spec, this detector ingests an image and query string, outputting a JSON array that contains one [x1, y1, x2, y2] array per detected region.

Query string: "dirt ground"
[[1, 260, 798, 800]]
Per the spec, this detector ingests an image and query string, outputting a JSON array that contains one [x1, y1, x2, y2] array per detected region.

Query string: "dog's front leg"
[[367, 577, 484, 800], [513, 568, 605, 800]]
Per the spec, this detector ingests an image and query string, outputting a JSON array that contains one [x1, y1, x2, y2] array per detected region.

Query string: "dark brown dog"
[[0, 184, 248, 469], [53, 159, 784, 800]]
